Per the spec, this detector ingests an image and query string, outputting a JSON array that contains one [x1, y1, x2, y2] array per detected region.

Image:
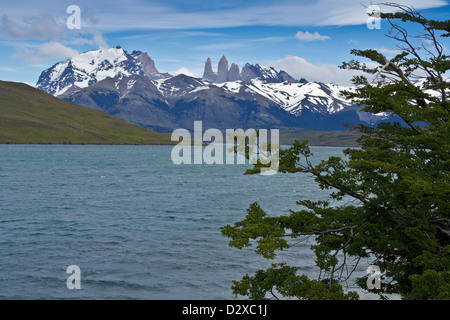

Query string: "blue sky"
[[0, 0, 449, 86]]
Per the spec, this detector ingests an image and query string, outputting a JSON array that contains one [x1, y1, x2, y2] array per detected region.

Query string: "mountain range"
[[36, 46, 390, 132]]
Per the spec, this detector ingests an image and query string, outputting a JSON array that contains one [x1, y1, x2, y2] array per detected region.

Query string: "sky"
[[0, 0, 449, 86]]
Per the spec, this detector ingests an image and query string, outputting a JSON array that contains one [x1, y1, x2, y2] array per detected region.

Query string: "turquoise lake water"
[[0, 144, 374, 299]]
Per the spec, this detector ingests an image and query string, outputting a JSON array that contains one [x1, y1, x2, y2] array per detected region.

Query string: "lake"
[[0, 144, 373, 299]]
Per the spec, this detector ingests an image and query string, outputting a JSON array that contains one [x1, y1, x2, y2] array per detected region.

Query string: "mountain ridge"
[[35, 46, 391, 133]]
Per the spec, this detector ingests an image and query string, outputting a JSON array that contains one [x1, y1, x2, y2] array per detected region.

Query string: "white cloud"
[[2, 11, 109, 65], [169, 67, 197, 78], [12, 41, 78, 64], [0, 0, 447, 32], [38, 41, 79, 59], [1, 15, 66, 39], [1, 13, 109, 49], [88, 28, 109, 49], [295, 31, 330, 41], [268, 55, 363, 86], [64, 0, 448, 30]]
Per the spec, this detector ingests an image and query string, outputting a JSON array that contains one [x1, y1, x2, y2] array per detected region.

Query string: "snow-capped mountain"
[[220, 80, 355, 116], [36, 46, 169, 97], [36, 47, 391, 132]]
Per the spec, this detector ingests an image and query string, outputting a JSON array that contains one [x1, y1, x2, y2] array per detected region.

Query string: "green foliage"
[[222, 5, 450, 300], [221, 202, 289, 259], [232, 263, 358, 300], [409, 270, 450, 300]]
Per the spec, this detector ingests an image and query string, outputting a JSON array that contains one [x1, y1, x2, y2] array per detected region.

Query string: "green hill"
[[0, 81, 173, 144]]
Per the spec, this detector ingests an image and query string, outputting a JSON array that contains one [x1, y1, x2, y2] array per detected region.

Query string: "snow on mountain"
[[155, 74, 209, 97], [71, 47, 128, 79], [36, 46, 168, 97], [198, 56, 356, 116], [217, 81, 243, 94], [215, 79, 355, 116], [37, 48, 356, 118], [36, 47, 395, 132]]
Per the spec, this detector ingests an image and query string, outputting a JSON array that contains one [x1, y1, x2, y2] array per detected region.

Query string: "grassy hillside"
[[0, 81, 173, 144]]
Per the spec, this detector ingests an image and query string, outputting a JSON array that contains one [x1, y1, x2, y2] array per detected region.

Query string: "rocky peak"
[[131, 51, 159, 76], [241, 63, 297, 83], [202, 56, 243, 83], [228, 63, 241, 82], [217, 55, 229, 83], [240, 63, 258, 83], [202, 57, 217, 82]]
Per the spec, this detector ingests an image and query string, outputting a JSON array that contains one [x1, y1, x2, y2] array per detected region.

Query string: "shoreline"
[[0, 142, 358, 147]]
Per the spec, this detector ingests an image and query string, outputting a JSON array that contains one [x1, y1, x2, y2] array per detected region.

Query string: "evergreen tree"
[[221, 4, 449, 300]]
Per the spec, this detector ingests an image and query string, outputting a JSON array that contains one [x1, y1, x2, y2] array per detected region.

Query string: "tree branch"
[[281, 224, 360, 238]]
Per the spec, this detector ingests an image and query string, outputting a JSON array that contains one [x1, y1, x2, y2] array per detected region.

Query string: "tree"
[[221, 4, 449, 300]]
